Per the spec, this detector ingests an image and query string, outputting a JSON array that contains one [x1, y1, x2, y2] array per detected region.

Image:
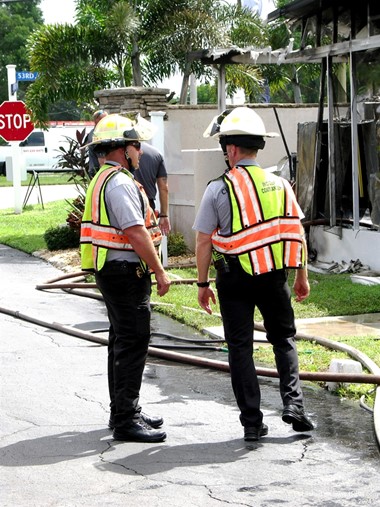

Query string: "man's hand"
[[159, 216, 171, 236], [293, 270, 310, 302], [155, 270, 171, 297], [198, 286, 216, 314]]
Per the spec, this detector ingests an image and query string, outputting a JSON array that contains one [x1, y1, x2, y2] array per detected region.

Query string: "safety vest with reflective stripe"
[[80, 164, 162, 272], [211, 165, 305, 276]]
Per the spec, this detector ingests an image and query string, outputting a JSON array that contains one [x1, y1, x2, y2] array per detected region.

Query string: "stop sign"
[[0, 100, 34, 142]]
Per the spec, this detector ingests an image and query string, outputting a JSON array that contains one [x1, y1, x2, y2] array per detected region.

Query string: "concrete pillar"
[[149, 111, 168, 266], [149, 111, 165, 154]]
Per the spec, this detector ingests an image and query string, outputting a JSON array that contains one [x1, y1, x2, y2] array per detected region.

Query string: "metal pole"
[[327, 56, 336, 226], [350, 48, 360, 231], [6, 64, 22, 214]]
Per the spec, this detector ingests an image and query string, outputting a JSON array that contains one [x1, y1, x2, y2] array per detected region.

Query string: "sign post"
[[0, 93, 34, 213]]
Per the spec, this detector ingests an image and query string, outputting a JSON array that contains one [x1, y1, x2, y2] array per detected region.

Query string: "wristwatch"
[[196, 281, 210, 288]]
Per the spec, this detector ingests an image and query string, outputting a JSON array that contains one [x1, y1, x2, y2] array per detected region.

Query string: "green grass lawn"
[[0, 200, 69, 252], [1, 197, 379, 404]]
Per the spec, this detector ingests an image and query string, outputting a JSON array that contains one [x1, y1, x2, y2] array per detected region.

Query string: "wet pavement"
[[1, 244, 380, 507]]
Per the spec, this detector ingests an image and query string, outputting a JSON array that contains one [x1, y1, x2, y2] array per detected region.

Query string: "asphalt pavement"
[[1, 179, 380, 505], [1, 242, 380, 507], [0, 183, 78, 210]]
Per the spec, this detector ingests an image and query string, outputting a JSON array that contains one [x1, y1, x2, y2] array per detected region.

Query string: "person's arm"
[[195, 231, 216, 314], [125, 224, 171, 297], [293, 232, 310, 302], [157, 176, 171, 235]]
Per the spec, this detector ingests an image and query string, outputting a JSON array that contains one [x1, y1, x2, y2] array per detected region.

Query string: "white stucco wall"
[[163, 104, 323, 251]]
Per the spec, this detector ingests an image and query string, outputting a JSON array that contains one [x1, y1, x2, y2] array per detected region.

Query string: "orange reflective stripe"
[[211, 164, 305, 275], [225, 168, 262, 225], [81, 164, 162, 272], [284, 240, 303, 267], [81, 223, 133, 249], [91, 167, 118, 223], [250, 246, 274, 275], [81, 223, 161, 250], [212, 218, 302, 255], [283, 178, 299, 216]]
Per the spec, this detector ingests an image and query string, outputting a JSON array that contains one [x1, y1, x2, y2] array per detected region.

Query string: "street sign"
[[16, 71, 39, 82], [0, 101, 34, 142]]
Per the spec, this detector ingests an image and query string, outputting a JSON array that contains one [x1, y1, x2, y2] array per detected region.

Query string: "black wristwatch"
[[197, 281, 210, 288]]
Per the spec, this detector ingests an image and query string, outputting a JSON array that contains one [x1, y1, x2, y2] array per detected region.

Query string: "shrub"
[[44, 225, 80, 251], [167, 231, 188, 257]]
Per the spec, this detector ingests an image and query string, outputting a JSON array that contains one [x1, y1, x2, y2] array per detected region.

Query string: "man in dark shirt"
[[135, 142, 171, 235], [85, 110, 108, 178]]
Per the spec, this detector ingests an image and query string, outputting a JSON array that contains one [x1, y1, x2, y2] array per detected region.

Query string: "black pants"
[[95, 261, 152, 429], [216, 263, 303, 428]]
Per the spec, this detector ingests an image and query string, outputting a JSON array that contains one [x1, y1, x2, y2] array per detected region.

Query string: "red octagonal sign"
[[0, 100, 34, 142]]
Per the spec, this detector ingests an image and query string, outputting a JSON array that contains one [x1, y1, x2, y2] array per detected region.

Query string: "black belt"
[[101, 260, 141, 274]]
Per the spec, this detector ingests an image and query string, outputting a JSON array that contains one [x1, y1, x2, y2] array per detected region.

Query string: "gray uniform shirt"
[[103, 162, 145, 263]]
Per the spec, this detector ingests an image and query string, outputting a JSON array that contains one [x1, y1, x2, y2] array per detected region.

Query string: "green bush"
[[167, 231, 188, 257], [44, 225, 80, 251]]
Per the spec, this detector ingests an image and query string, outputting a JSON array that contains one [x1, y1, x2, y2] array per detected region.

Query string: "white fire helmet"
[[203, 107, 278, 139]]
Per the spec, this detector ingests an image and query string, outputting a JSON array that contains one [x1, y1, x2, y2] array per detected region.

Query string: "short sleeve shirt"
[[134, 142, 167, 201]]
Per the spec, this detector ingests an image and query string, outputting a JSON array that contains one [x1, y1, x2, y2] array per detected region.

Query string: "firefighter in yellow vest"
[[193, 107, 314, 442], [81, 113, 170, 443]]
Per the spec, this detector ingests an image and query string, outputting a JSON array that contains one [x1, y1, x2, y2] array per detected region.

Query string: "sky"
[[40, 0, 76, 25], [40, 0, 275, 25]]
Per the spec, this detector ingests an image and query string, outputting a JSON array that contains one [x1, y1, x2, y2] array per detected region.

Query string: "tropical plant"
[[25, 0, 281, 119], [148, 0, 231, 104], [53, 129, 90, 231], [26, 22, 118, 126], [26, 0, 199, 120]]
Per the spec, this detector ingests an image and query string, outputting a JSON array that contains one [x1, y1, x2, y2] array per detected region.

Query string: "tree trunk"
[[179, 57, 193, 104], [292, 65, 303, 104], [117, 57, 126, 87], [180, 74, 190, 104], [131, 40, 143, 86]]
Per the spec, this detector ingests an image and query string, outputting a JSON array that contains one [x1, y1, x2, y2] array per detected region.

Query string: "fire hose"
[[3, 269, 378, 447]]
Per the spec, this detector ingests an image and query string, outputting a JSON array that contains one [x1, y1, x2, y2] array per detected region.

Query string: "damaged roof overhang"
[[189, 39, 380, 67], [267, 0, 380, 32], [189, 0, 380, 67]]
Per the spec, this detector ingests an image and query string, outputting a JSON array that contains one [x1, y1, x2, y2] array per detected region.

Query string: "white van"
[[0, 124, 90, 177]]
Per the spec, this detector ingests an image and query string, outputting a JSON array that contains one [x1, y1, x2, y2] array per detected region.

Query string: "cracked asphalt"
[[1, 243, 380, 507]]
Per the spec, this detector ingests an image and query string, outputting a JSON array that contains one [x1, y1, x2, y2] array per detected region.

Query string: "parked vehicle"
[[0, 124, 91, 177]]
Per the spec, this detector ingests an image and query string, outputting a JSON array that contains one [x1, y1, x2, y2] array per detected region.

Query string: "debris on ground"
[[308, 258, 380, 285]]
